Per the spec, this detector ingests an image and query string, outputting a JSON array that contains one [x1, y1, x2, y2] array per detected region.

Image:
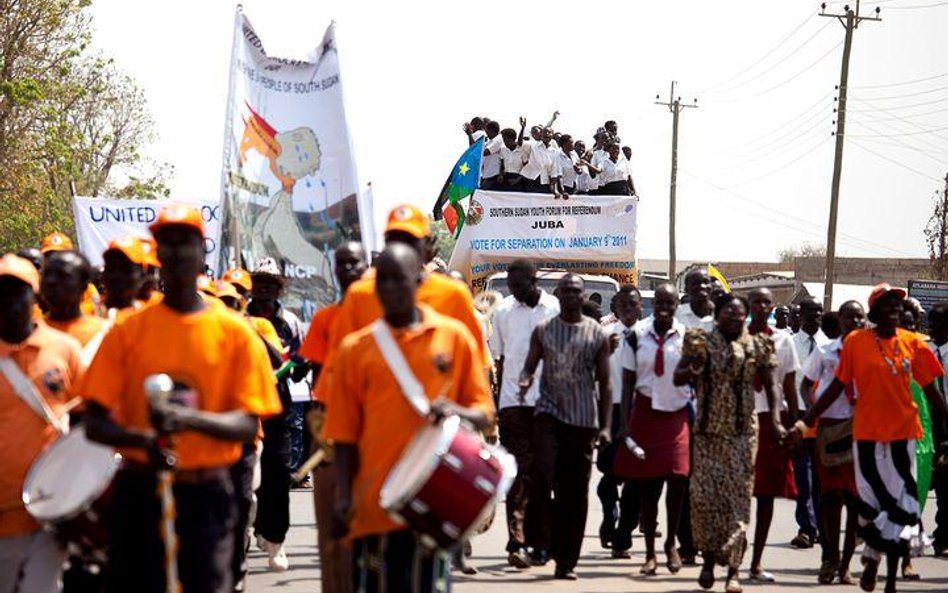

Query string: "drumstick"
[[145, 375, 181, 593], [291, 448, 325, 483]]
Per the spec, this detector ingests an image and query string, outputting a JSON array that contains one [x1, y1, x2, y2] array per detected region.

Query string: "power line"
[[853, 98, 948, 143], [714, 40, 843, 103], [853, 135, 948, 160], [852, 94, 948, 112], [702, 15, 825, 96], [729, 135, 832, 186], [848, 118, 948, 163], [713, 92, 833, 155], [705, 114, 831, 172], [886, 1, 948, 9], [852, 83, 948, 101], [849, 139, 944, 181], [848, 111, 948, 154], [849, 104, 948, 122], [847, 126, 948, 137], [852, 70, 948, 89]]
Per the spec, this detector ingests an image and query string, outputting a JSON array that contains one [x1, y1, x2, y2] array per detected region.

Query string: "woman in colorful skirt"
[[790, 284, 948, 593], [614, 284, 691, 576], [800, 300, 866, 584], [673, 293, 781, 593]]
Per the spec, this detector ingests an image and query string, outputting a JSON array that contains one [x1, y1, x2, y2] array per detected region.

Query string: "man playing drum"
[[0, 254, 83, 593], [80, 205, 282, 593], [324, 243, 494, 593]]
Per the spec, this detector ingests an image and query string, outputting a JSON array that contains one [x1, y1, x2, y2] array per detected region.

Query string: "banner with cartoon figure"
[[220, 8, 367, 321], [448, 191, 638, 292]]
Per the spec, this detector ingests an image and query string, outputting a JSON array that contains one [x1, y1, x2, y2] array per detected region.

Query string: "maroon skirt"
[[613, 393, 690, 480], [754, 413, 798, 498], [815, 417, 857, 496]]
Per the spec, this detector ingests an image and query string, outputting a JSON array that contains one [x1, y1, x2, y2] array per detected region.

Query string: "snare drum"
[[22, 425, 120, 561], [380, 415, 516, 549]]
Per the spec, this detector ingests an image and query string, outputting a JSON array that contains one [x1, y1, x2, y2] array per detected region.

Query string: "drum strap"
[[80, 309, 116, 367], [0, 358, 68, 434], [371, 321, 431, 416]]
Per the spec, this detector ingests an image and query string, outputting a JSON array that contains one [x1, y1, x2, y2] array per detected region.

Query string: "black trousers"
[[498, 406, 534, 552], [527, 413, 596, 571], [255, 414, 291, 543], [106, 469, 236, 593], [229, 443, 256, 585], [519, 176, 548, 195], [596, 404, 639, 551], [933, 464, 948, 548], [677, 403, 696, 556], [480, 175, 502, 191], [599, 180, 631, 196], [352, 530, 450, 593], [502, 173, 523, 191]]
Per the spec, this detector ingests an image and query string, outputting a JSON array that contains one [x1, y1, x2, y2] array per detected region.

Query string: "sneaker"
[[263, 540, 289, 572], [554, 567, 578, 580], [507, 549, 530, 569], [611, 548, 631, 559], [530, 548, 551, 567], [790, 533, 814, 549]]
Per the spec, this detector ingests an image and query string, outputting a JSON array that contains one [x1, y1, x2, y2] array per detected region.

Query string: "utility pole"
[[655, 81, 697, 283], [822, 1, 881, 310]]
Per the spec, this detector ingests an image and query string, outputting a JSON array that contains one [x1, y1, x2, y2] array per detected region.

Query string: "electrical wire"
[[851, 94, 948, 112], [701, 13, 819, 95], [848, 139, 944, 181], [849, 83, 948, 102], [712, 92, 833, 156], [853, 98, 948, 145], [729, 135, 832, 187], [849, 104, 948, 122], [848, 118, 948, 163], [852, 71, 948, 89], [705, 115, 832, 172], [853, 135, 948, 160], [885, 1, 948, 9], [847, 109, 948, 154], [714, 40, 844, 103], [847, 126, 948, 138]]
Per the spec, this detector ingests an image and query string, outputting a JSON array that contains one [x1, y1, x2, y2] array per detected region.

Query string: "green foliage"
[[430, 219, 457, 263], [924, 186, 948, 281], [0, 0, 167, 253]]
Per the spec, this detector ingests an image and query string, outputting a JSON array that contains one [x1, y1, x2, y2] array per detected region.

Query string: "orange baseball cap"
[[104, 236, 147, 266], [40, 232, 74, 254], [222, 268, 252, 292], [149, 204, 206, 237], [385, 204, 431, 239], [197, 275, 217, 296], [868, 283, 907, 311], [138, 237, 161, 268], [0, 254, 40, 292], [214, 280, 240, 301]]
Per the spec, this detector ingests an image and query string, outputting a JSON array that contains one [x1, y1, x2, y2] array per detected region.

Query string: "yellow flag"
[[707, 264, 731, 293]]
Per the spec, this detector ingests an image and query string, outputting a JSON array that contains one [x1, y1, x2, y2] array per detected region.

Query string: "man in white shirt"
[[488, 259, 559, 568], [676, 269, 714, 332], [597, 287, 642, 558], [790, 296, 829, 549], [519, 127, 556, 195], [929, 303, 948, 557], [801, 300, 865, 583], [481, 120, 503, 191], [463, 116, 486, 145], [747, 288, 801, 583], [500, 124, 525, 191], [551, 134, 580, 197]]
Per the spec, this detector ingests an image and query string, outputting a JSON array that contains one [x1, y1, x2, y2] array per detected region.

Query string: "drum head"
[[380, 416, 459, 511], [23, 425, 119, 522]]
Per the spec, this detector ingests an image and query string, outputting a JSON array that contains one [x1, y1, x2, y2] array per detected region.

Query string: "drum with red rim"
[[380, 415, 516, 549]]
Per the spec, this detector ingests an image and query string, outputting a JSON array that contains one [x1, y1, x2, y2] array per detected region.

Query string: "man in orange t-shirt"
[[82, 205, 282, 593], [41, 250, 106, 349], [296, 240, 366, 593], [0, 254, 83, 593], [325, 244, 494, 593], [792, 284, 948, 593]]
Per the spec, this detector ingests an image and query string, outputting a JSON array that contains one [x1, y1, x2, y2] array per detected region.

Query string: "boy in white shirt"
[[500, 125, 525, 191], [481, 120, 503, 191]]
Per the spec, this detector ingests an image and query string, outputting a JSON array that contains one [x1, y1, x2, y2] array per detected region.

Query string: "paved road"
[[248, 478, 947, 592]]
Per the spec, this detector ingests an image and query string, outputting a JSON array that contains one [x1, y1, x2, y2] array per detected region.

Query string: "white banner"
[[220, 9, 367, 322], [72, 196, 222, 271], [448, 191, 638, 292]]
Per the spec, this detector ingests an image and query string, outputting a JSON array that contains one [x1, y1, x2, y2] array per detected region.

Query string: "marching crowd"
[[0, 199, 946, 593], [463, 116, 638, 199]]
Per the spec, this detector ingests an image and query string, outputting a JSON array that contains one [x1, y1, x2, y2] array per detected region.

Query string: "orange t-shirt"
[[323, 306, 495, 540], [249, 316, 283, 352], [300, 304, 341, 365], [44, 315, 106, 348], [0, 325, 82, 536], [80, 284, 101, 317], [80, 300, 282, 469], [836, 328, 942, 442]]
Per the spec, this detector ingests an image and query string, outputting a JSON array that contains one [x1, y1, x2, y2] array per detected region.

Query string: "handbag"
[[817, 417, 853, 468]]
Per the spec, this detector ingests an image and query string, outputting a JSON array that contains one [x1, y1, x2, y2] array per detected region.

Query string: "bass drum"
[[22, 424, 120, 562], [380, 415, 516, 549]]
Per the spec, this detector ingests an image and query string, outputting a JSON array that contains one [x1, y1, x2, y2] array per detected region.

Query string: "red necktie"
[[654, 333, 666, 377]]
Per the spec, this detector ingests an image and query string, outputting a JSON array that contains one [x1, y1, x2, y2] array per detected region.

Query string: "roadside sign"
[[908, 279, 948, 316]]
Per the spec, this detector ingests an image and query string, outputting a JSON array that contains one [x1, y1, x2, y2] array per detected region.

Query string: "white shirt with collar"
[[604, 319, 636, 404], [552, 150, 578, 188], [501, 145, 523, 175], [803, 338, 855, 420], [488, 290, 560, 409], [588, 149, 608, 190], [793, 328, 830, 408], [470, 129, 487, 143], [619, 316, 692, 412], [929, 340, 948, 388], [753, 328, 801, 413], [519, 140, 554, 183], [482, 134, 503, 178], [675, 304, 714, 333], [599, 157, 631, 185]]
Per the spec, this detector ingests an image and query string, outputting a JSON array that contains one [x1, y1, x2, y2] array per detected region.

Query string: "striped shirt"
[[534, 316, 608, 428]]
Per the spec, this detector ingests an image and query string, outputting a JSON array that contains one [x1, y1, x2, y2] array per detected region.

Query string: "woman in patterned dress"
[[673, 294, 782, 593]]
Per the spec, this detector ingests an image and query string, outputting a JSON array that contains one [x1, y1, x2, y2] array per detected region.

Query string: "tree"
[[0, 0, 167, 253], [430, 219, 457, 264], [777, 242, 826, 265], [924, 174, 948, 281]]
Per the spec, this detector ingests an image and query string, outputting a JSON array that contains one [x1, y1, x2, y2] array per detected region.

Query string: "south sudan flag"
[[432, 138, 484, 237]]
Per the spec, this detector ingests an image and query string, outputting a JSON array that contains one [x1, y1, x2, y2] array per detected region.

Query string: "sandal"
[[839, 571, 856, 585], [665, 544, 682, 574], [640, 557, 657, 576], [901, 561, 920, 581], [726, 577, 743, 593]]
